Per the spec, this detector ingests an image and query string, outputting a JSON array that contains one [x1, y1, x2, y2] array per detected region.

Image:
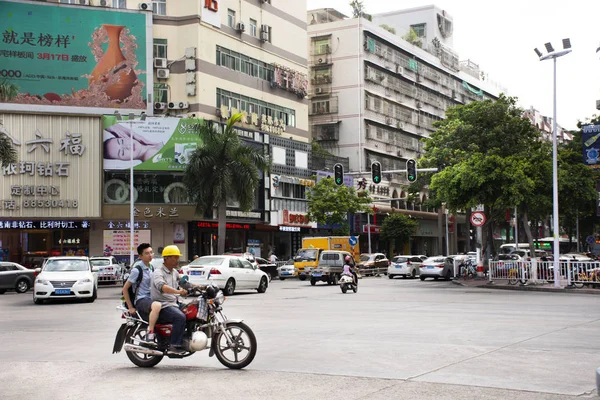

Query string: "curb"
[[451, 280, 600, 295]]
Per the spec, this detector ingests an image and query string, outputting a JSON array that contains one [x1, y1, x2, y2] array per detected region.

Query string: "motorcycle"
[[339, 274, 357, 293], [112, 279, 257, 369]]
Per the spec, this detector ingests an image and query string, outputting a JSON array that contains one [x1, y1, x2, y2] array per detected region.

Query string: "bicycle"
[[457, 260, 476, 280]]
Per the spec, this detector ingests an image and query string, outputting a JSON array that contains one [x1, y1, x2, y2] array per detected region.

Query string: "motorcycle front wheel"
[[341, 284, 347, 293], [125, 328, 163, 368], [213, 321, 257, 369]]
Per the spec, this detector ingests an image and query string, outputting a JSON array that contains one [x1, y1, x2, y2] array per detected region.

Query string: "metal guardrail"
[[489, 260, 600, 287]]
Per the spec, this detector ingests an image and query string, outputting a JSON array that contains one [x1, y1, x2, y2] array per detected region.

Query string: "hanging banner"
[[582, 124, 600, 168], [102, 116, 204, 171], [0, 0, 153, 115]]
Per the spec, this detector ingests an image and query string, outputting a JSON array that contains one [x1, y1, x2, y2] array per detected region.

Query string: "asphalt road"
[[1, 276, 599, 399]]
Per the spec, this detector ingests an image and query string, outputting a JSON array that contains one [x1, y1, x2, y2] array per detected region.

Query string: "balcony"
[[309, 96, 339, 116], [313, 124, 339, 141], [309, 84, 332, 97]]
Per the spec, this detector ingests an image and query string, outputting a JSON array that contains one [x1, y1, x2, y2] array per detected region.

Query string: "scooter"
[[339, 274, 357, 293]]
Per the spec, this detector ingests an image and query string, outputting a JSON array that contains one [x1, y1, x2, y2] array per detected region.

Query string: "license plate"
[[427, 266, 434, 269], [282, 271, 291, 275], [55, 289, 70, 295], [313, 273, 322, 277], [395, 265, 402, 268], [98, 268, 103, 272], [190, 271, 203, 276]]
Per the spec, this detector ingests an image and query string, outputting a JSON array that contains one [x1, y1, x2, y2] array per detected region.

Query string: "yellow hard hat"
[[162, 245, 182, 257]]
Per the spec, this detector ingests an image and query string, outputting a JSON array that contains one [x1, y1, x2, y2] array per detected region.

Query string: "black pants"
[[157, 306, 186, 346]]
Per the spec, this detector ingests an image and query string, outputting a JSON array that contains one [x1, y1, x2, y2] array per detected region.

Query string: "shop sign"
[[103, 229, 151, 256], [0, 220, 89, 229], [133, 206, 179, 218], [201, 0, 221, 28], [362, 225, 381, 234], [197, 222, 252, 230], [283, 210, 310, 226], [107, 221, 150, 229], [226, 210, 262, 219], [272, 175, 315, 188], [279, 226, 300, 232], [103, 116, 205, 171], [0, 114, 101, 218], [58, 238, 82, 245], [218, 106, 286, 136], [0, 1, 151, 115]]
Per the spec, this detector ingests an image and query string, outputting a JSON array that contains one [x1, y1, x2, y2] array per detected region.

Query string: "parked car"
[[255, 257, 277, 280], [388, 255, 427, 279], [310, 250, 354, 286], [358, 253, 389, 276], [0, 262, 36, 294], [184, 255, 269, 296], [419, 256, 452, 281], [224, 252, 259, 268], [21, 253, 47, 270], [90, 256, 122, 284], [277, 263, 296, 280], [33, 257, 98, 304]]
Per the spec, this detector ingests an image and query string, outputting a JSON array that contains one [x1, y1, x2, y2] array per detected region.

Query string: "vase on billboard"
[[89, 24, 137, 102]]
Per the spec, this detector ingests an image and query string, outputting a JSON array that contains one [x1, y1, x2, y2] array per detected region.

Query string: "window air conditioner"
[[154, 102, 166, 110], [139, 2, 151, 10], [315, 87, 323, 94], [154, 58, 167, 68], [168, 102, 189, 110], [156, 69, 170, 79], [236, 22, 246, 32]]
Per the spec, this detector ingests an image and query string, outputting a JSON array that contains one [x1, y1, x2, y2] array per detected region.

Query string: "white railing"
[[488, 260, 600, 287]]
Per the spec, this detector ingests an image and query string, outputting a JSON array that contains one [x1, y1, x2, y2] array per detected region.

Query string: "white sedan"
[[33, 257, 98, 304], [184, 255, 269, 296]]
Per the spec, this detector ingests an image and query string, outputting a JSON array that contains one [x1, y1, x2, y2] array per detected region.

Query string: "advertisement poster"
[[103, 116, 204, 171], [103, 229, 151, 256], [582, 124, 600, 168], [0, 0, 152, 114]]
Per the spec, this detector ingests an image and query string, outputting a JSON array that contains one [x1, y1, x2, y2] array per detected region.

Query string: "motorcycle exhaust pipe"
[[123, 343, 163, 356]]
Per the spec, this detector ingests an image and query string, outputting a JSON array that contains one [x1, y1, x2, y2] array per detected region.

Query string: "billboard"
[[0, 0, 152, 115], [102, 116, 204, 171], [0, 113, 102, 218], [582, 124, 600, 168]]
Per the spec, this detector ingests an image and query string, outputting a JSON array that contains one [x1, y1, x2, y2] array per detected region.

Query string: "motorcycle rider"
[[151, 245, 203, 355], [122, 243, 162, 342], [343, 255, 358, 286]]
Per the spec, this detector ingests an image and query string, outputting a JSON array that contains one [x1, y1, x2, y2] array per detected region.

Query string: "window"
[[59, 0, 78, 3], [312, 100, 330, 114], [249, 19, 257, 36], [153, 39, 167, 59], [227, 9, 236, 28], [411, 23, 426, 38], [154, 84, 168, 103], [295, 151, 308, 169], [272, 146, 286, 165], [313, 38, 330, 55], [216, 46, 274, 82], [112, 0, 126, 8], [216, 88, 296, 127], [152, 0, 166, 16]]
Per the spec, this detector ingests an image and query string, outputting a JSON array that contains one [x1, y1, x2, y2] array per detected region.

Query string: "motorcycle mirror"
[[179, 275, 189, 285]]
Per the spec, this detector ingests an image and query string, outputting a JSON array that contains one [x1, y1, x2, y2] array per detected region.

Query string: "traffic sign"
[[349, 236, 357, 246], [470, 211, 486, 227], [586, 235, 596, 245]]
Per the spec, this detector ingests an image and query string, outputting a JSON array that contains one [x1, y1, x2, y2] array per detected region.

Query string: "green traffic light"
[[336, 178, 341, 184]]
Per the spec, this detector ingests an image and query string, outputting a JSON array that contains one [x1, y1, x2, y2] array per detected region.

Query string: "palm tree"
[[183, 113, 270, 255], [0, 77, 19, 167]]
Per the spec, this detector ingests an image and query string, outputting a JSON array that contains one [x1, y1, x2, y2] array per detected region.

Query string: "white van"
[[499, 243, 530, 254]]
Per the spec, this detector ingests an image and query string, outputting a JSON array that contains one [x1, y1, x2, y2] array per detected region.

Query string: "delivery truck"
[[293, 236, 360, 280]]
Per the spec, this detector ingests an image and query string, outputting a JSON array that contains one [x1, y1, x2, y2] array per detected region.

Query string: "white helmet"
[[189, 331, 208, 351]]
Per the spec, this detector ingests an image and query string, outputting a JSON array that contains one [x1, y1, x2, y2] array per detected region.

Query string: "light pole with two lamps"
[[113, 111, 146, 268], [534, 39, 572, 287]]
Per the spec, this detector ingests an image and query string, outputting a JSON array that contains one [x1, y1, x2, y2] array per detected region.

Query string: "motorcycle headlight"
[[36, 279, 50, 285], [214, 290, 225, 305], [77, 279, 92, 284]]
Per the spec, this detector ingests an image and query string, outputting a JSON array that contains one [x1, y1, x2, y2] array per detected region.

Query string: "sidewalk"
[[452, 277, 600, 295]]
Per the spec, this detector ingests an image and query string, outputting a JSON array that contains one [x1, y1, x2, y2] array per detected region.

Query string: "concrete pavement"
[[1, 277, 599, 399]]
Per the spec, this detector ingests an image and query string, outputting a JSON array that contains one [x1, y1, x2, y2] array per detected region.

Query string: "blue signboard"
[[582, 124, 600, 168], [349, 236, 357, 246]]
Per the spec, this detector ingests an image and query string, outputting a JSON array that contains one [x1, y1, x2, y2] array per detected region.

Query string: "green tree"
[[307, 177, 372, 235], [183, 114, 270, 254], [402, 28, 422, 48], [380, 24, 396, 35], [380, 214, 418, 254], [349, 1, 371, 20], [420, 95, 544, 259]]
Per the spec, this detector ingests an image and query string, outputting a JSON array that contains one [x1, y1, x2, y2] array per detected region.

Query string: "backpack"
[[123, 264, 144, 308]]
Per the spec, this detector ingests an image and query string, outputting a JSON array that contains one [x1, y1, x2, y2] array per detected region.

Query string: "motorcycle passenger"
[[151, 245, 190, 355], [122, 243, 162, 342], [343, 255, 358, 285]]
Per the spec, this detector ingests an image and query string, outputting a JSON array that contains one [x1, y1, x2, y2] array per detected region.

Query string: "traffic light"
[[406, 159, 417, 182], [371, 161, 381, 184], [334, 163, 344, 186]]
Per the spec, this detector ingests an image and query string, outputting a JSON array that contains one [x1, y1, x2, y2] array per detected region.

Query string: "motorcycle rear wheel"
[[341, 284, 347, 293], [213, 321, 257, 369], [125, 328, 163, 368]]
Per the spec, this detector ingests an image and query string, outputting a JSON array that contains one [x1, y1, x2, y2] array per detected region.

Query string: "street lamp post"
[[114, 111, 146, 268], [534, 39, 572, 288]]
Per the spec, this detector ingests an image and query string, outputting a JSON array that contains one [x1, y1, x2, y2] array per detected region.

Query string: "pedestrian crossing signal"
[[334, 163, 344, 186], [406, 159, 417, 182], [371, 161, 382, 184]]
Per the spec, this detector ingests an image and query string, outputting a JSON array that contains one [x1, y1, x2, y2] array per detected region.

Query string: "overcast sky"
[[306, 0, 600, 130]]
